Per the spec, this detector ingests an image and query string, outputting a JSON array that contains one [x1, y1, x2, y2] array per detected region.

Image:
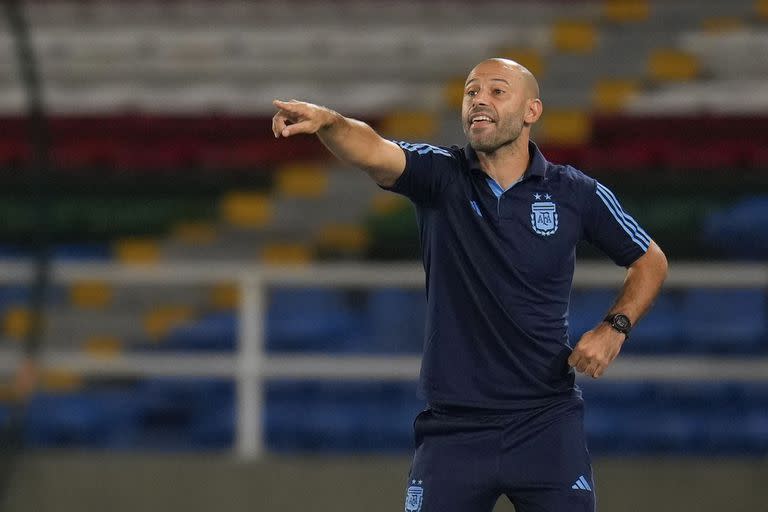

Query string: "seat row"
[[6, 379, 767, 454], [2, 286, 766, 354], [1, 114, 767, 172]]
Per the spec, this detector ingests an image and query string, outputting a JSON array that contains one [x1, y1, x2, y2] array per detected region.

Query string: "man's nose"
[[472, 91, 490, 107]]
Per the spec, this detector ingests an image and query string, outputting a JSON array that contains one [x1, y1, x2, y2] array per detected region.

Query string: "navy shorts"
[[403, 399, 595, 512]]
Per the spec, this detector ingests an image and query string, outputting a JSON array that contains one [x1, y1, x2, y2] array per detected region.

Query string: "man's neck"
[[476, 138, 530, 190]]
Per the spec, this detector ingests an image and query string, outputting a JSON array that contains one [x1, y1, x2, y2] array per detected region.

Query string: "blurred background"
[[0, 0, 766, 511]]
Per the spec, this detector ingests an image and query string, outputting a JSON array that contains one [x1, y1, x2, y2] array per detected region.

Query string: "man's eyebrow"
[[464, 77, 511, 87]]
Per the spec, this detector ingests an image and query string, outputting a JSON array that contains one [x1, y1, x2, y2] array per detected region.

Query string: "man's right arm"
[[272, 99, 405, 188]]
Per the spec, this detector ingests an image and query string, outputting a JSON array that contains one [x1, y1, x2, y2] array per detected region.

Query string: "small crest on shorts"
[[404, 480, 424, 512], [530, 199, 558, 236]]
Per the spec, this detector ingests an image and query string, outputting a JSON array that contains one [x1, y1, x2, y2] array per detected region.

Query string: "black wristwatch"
[[603, 313, 632, 339]]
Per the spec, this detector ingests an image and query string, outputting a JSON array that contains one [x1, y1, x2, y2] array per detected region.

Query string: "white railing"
[[0, 261, 767, 459]]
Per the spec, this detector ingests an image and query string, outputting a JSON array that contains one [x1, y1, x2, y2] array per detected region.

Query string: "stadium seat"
[[220, 192, 273, 229], [603, 0, 650, 23], [52, 243, 112, 261], [703, 197, 768, 259], [70, 281, 113, 309], [266, 381, 421, 452], [260, 243, 313, 264], [363, 289, 425, 353], [628, 293, 684, 352], [276, 163, 329, 199], [113, 238, 161, 264], [163, 312, 237, 351], [25, 391, 142, 448], [266, 288, 361, 352], [681, 289, 766, 353]]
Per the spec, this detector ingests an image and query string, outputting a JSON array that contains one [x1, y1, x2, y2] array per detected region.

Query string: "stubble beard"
[[464, 117, 524, 154]]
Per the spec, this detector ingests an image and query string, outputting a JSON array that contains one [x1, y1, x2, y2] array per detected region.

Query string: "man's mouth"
[[469, 114, 495, 127]]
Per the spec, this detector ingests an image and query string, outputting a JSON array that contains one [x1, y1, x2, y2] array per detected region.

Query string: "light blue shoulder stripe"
[[397, 141, 453, 158], [595, 185, 650, 251], [596, 183, 651, 245], [595, 186, 649, 250]]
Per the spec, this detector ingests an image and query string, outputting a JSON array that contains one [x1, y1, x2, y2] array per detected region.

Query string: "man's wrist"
[[318, 108, 343, 132], [603, 312, 632, 340]]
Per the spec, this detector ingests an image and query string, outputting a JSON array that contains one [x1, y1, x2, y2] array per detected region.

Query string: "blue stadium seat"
[[681, 289, 766, 353], [163, 312, 237, 351], [25, 391, 142, 448], [361, 289, 425, 353], [0, 245, 32, 259], [570, 291, 684, 353], [583, 381, 768, 455], [266, 381, 422, 453], [266, 288, 362, 352], [703, 196, 768, 259], [0, 285, 30, 312], [129, 379, 234, 450], [628, 293, 684, 353], [52, 243, 112, 261], [189, 402, 235, 448]]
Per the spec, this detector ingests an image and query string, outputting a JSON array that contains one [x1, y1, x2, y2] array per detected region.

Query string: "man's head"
[[461, 58, 543, 154]]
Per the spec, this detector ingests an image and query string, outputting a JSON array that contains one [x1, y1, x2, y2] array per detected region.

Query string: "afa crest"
[[531, 201, 558, 236], [404, 480, 424, 512]]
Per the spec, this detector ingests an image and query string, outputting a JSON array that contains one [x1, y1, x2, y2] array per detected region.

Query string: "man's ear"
[[525, 98, 543, 125]]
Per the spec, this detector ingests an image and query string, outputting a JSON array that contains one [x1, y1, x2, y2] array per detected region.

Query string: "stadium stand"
[[0, 0, 767, 457]]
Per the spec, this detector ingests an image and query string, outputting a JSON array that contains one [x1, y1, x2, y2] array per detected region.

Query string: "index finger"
[[273, 99, 306, 114]]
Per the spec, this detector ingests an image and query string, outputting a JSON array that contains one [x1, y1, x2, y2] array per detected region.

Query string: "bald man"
[[273, 58, 667, 512]]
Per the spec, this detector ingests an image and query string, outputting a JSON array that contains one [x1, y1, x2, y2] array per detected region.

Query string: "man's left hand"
[[567, 323, 626, 379]]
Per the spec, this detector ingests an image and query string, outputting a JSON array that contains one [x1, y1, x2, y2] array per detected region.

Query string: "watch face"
[[613, 315, 631, 330]]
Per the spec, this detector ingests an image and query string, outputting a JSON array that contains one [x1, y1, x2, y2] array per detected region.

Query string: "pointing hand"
[[272, 99, 334, 138]]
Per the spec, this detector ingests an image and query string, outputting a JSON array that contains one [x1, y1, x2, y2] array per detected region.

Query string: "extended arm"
[[272, 99, 405, 187], [568, 241, 668, 378]]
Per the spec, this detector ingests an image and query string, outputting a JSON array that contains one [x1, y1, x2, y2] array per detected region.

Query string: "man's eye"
[[466, 90, 477, 97], [494, 89, 505, 95]]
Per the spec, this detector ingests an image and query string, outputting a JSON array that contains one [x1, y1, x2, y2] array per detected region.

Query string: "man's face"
[[461, 61, 529, 153]]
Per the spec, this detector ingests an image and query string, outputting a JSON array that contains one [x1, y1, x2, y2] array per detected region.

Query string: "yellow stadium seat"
[[604, 0, 649, 22], [210, 283, 239, 310], [144, 306, 194, 341], [3, 306, 31, 339], [261, 243, 312, 264], [70, 281, 112, 309], [171, 221, 218, 245], [648, 49, 699, 82], [539, 110, 592, 145], [443, 77, 467, 110], [370, 192, 409, 215], [316, 224, 369, 253], [593, 79, 639, 112], [702, 17, 744, 33], [83, 335, 122, 358], [380, 111, 438, 139], [553, 21, 597, 54], [498, 49, 545, 77], [220, 192, 272, 228], [0, 383, 15, 402], [757, 0, 768, 19], [114, 238, 160, 264], [41, 369, 83, 393], [276, 163, 329, 198]]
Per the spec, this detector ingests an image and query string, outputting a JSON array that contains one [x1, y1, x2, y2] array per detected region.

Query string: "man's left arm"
[[568, 240, 668, 379]]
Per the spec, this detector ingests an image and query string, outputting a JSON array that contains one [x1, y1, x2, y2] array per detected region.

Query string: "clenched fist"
[[567, 323, 626, 379]]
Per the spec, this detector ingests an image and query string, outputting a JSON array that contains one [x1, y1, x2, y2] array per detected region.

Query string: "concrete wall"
[[2, 454, 766, 512]]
